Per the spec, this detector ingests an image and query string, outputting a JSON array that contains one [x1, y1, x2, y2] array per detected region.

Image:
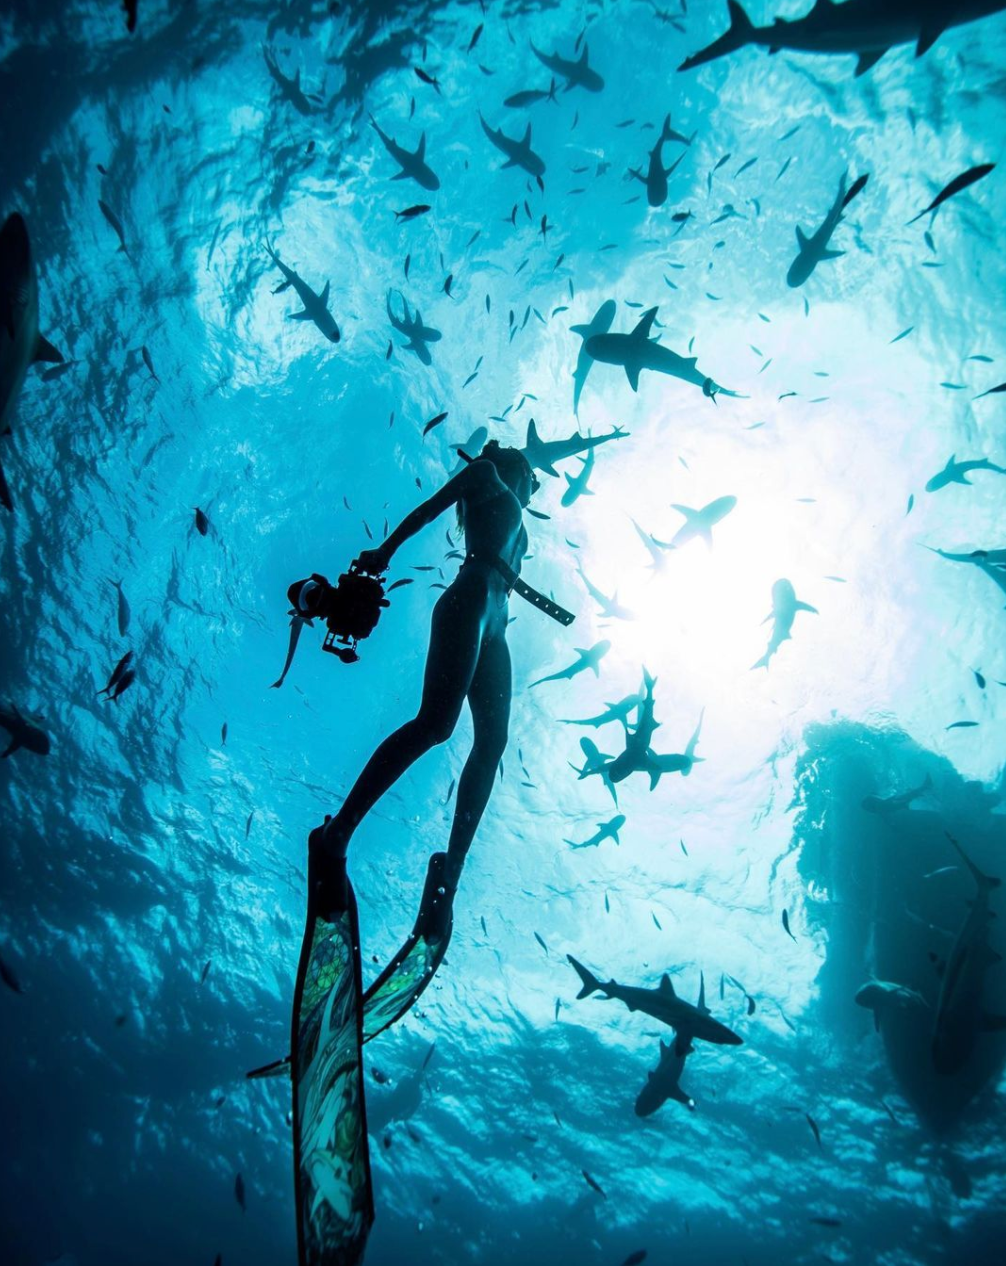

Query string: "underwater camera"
[[287, 567, 390, 664]]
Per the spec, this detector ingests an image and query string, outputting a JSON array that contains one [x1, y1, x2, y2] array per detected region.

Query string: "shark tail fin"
[[679, 0, 754, 71], [946, 832, 1001, 891], [567, 955, 602, 1000]]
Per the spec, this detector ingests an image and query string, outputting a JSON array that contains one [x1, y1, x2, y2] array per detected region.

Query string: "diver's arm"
[[358, 463, 502, 572]]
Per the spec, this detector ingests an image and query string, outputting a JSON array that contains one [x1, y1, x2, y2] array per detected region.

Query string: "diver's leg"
[[317, 578, 487, 859], [444, 630, 512, 892]]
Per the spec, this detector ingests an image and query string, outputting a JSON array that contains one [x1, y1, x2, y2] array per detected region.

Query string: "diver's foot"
[[308, 816, 350, 918], [414, 852, 455, 944]]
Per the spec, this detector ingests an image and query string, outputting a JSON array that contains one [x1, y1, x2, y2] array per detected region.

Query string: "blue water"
[[2, 2, 1006, 1264]]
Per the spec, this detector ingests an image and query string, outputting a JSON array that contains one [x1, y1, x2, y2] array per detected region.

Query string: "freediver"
[[307, 439, 569, 951]]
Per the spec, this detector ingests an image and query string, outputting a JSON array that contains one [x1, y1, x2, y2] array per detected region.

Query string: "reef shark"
[[584, 307, 742, 398], [635, 1035, 696, 1115], [576, 564, 635, 620], [631, 517, 670, 571], [386, 290, 442, 365], [559, 693, 644, 728], [561, 444, 596, 507], [931, 834, 1006, 1075], [629, 114, 692, 208], [787, 170, 868, 287], [752, 578, 817, 669], [932, 547, 1006, 607], [530, 640, 611, 688], [567, 955, 743, 1050], [0, 213, 63, 508], [678, 0, 1006, 77], [265, 244, 340, 343], [861, 772, 932, 816], [0, 702, 51, 758], [479, 113, 546, 179], [569, 299, 616, 415], [369, 115, 440, 190], [661, 496, 737, 549], [520, 418, 627, 477], [531, 41, 605, 92], [565, 814, 626, 849], [606, 670, 704, 789], [925, 455, 1006, 493], [263, 45, 324, 114]]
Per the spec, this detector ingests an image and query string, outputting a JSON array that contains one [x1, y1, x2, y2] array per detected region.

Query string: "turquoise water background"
[[2, 2, 1005, 1264]]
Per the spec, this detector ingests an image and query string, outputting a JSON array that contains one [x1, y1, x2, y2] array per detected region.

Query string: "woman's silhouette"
[[312, 440, 540, 911]]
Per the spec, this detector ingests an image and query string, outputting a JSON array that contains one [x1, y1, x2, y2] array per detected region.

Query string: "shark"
[[678, 0, 1006, 77], [369, 115, 440, 190], [530, 41, 605, 92], [925, 455, 1006, 493], [635, 1035, 696, 1115], [559, 693, 644, 728], [605, 670, 704, 789], [0, 701, 51, 758], [861, 772, 932, 816], [479, 113, 546, 179], [931, 834, 1006, 1075], [569, 299, 617, 415], [584, 307, 742, 398], [932, 547, 1006, 607], [265, 244, 340, 343], [752, 578, 817, 670], [576, 565, 635, 620], [530, 640, 611, 688], [570, 737, 619, 804], [0, 213, 63, 508], [386, 290, 442, 365], [568, 955, 743, 1050], [565, 814, 626, 849], [450, 426, 487, 473], [787, 170, 868, 287], [561, 444, 596, 507], [629, 114, 692, 208], [263, 45, 324, 114], [661, 496, 737, 549], [855, 979, 929, 1032], [630, 517, 670, 571], [520, 418, 627, 478]]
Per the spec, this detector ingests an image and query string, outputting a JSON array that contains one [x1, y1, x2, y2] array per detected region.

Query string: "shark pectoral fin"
[[821, 249, 845, 261], [391, 170, 409, 180], [320, 281, 331, 306], [625, 364, 641, 392], [854, 48, 888, 75], [916, 28, 943, 57], [288, 310, 312, 320], [648, 770, 661, 791], [569, 323, 592, 338], [795, 601, 818, 614], [32, 333, 64, 364], [417, 132, 427, 159]]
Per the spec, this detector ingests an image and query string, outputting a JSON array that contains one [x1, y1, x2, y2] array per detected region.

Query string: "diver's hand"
[[355, 546, 391, 575]]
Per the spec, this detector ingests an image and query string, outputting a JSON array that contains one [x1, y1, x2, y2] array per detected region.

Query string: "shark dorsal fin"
[[697, 970, 707, 1013], [320, 280, 331, 307], [579, 44, 589, 65], [526, 418, 541, 447], [417, 132, 426, 159], [522, 122, 532, 146], [659, 973, 676, 997], [795, 225, 808, 249], [631, 307, 658, 341]]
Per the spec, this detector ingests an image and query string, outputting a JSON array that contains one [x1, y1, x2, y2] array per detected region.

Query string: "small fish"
[[779, 125, 801, 141], [234, 1173, 246, 1212], [880, 1100, 897, 1124], [194, 507, 210, 536], [776, 156, 792, 182], [443, 273, 454, 297], [98, 651, 133, 697], [221, 722, 228, 745], [404, 253, 411, 279], [107, 667, 136, 703], [110, 579, 131, 635], [581, 1169, 607, 1198], [945, 720, 978, 730], [423, 411, 448, 437], [98, 199, 130, 256], [810, 1217, 841, 1227], [245, 811, 254, 837], [394, 204, 432, 221], [414, 67, 441, 94], [466, 22, 484, 53], [386, 340, 393, 360], [387, 577, 414, 592], [554, 998, 560, 1021], [604, 892, 610, 913], [680, 839, 688, 856], [908, 164, 995, 224], [890, 326, 914, 344], [805, 1113, 822, 1148], [141, 346, 159, 382], [651, 911, 662, 930], [200, 960, 212, 984], [906, 494, 914, 515], [362, 520, 373, 540], [782, 909, 797, 941], [534, 931, 548, 954]]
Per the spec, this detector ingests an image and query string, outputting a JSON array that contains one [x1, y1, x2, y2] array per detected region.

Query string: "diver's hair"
[[455, 440, 534, 535]]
